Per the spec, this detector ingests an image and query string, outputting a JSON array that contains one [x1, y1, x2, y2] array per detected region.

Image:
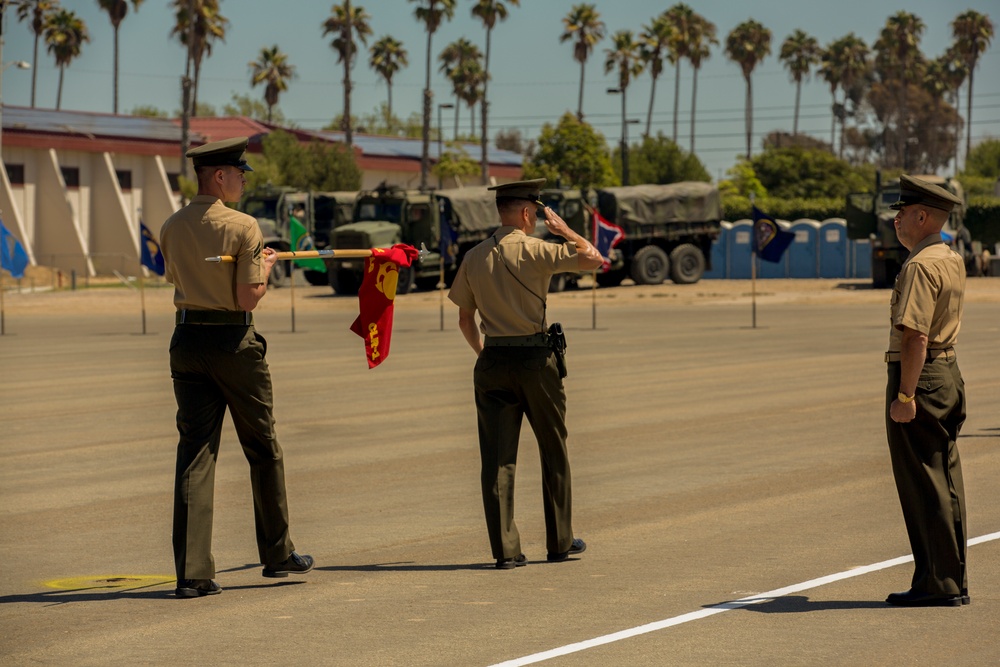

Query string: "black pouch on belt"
[[547, 322, 567, 378]]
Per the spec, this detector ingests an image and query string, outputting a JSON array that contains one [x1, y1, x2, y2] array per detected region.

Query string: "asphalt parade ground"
[[2, 277, 999, 666]]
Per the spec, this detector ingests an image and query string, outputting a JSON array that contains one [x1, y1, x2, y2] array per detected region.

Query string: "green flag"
[[289, 216, 327, 272]]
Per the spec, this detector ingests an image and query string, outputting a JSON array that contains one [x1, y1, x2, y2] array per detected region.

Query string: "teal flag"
[[1, 218, 30, 279], [289, 216, 327, 272]]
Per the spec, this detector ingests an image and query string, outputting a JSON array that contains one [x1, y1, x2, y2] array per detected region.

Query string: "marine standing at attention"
[[883, 174, 968, 608], [160, 136, 313, 598], [448, 178, 604, 569]]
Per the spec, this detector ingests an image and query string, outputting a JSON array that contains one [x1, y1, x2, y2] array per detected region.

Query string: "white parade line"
[[490, 531, 1000, 667]]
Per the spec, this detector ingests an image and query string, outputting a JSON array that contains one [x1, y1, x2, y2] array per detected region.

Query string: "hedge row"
[[722, 197, 846, 222], [964, 196, 1000, 250]]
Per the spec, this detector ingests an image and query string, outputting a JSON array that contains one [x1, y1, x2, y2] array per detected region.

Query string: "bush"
[[964, 195, 1000, 249], [722, 196, 846, 222]]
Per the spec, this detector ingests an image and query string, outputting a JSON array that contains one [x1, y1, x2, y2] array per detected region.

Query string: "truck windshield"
[[356, 199, 404, 223], [880, 190, 900, 207], [244, 198, 278, 220]]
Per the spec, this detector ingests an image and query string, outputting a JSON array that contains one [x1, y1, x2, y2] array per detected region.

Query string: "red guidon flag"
[[350, 244, 420, 368]]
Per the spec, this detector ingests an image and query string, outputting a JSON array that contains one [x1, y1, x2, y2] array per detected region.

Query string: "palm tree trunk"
[[267, 103, 273, 124], [745, 76, 753, 159], [344, 0, 353, 147], [793, 79, 802, 136], [829, 91, 836, 151], [965, 70, 974, 169], [388, 83, 394, 120], [31, 34, 39, 107], [953, 90, 960, 172], [645, 73, 658, 139], [57, 66, 65, 110], [193, 60, 201, 117], [672, 60, 681, 143], [470, 103, 475, 138], [480, 28, 491, 184], [454, 99, 459, 139], [421, 30, 433, 191], [577, 59, 585, 120], [113, 26, 120, 114], [690, 67, 699, 153]]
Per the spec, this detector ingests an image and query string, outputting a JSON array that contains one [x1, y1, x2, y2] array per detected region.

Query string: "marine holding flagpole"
[[159, 136, 313, 598], [448, 178, 603, 569]]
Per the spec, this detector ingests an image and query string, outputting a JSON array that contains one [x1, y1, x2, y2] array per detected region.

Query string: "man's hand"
[[890, 398, 917, 423], [261, 247, 278, 271], [541, 207, 571, 238]]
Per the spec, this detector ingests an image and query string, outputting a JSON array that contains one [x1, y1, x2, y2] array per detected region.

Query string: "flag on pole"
[[289, 216, 327, 272], [350, 244, 420, 368], [139, 221, 165, 276], [439, 216, 459, 264], [0, 218, 30, 279], [751, 206, 793, 263], [592, 208, 625, 272]]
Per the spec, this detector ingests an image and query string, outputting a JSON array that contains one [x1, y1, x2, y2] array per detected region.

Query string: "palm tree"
[[779, 29, 820, 137], [249, 45, 295, 123], [639, 12, 673, 139], [874, 12, 925, 167], [818, 40, 844, 151], [560, 3, 605, 121], [687, 13, 717, 153], [664, 3, 695, 144], [170, 0, 228, 118], [455, 60, 487, 138], [604, 30, 644, 184], [323, 1, 373, 147], [409, 0, 457, 191], [951, 10, 994, 166], [439, 38, 481, 137], [819, 34, 868, 158], [13, 0, 60, 107], [43, 7, 88, 110], [939, 44, 968, 171], [369, 35, 408, 120], [96, 0, 143, 114], [472, 0, 519, 184], [725, 19, 772, 159]]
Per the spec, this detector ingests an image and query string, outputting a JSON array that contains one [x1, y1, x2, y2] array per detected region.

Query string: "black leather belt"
[[484, 333, 549, 348], [884, 348, 955, 363], [176, 310, 253, 325]]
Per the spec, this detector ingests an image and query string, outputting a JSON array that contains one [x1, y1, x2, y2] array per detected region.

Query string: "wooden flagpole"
[[205, 248, 376, 263], [289, 261, 296, 333]]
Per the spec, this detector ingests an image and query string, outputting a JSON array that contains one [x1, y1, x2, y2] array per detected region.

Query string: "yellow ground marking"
[[43, 575, 175, 592]]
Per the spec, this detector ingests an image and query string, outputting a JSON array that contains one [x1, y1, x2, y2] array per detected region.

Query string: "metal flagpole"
[[289, 261, 296, 333], [1, 272, 6, 335], [591, 271, 597, 329], [140, 272, 147, 335], [439, 256, 445, 331], [751, 250, 757, 329]]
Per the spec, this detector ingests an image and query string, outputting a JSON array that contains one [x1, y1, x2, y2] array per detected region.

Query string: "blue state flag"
[[0, 218, 30, 279], [140, 221, 165, 276], [439, 216, 459, 264], [752, 206, 793, 263], [592, 208, 625, 272]]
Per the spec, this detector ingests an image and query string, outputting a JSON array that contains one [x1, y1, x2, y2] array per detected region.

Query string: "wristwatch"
[[897, 391, 915, 404]]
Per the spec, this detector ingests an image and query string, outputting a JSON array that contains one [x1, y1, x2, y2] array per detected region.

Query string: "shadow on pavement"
[[714, 595, 889, 613]]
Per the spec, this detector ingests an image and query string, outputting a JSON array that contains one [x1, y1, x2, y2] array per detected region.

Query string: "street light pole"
[[437, 102, 454, 190], [607, 87, 628, 185]]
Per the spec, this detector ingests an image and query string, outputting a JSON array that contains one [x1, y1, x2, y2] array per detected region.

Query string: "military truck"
[[325, 183, 498, 295], [240, 186, 357, 286], [593, 182, 722, 286], [845, 174, 974, 288], [537, 187, 594, 292]]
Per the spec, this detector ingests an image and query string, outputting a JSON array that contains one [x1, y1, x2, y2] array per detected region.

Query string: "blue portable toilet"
[[850, 238, 872, 279], [819, 219, 848, 278], [703, 222, 730, 279], [788, 219, 820, 278], [728, 220, 753, 279]]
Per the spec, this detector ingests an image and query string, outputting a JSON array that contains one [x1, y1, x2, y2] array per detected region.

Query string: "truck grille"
[[334, 231, 368, 249]]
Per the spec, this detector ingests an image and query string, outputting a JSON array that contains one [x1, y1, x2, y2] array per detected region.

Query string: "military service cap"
[[889, 174, 961, 212], [186, 136, 254, 172], [489, 178, 546, 206]]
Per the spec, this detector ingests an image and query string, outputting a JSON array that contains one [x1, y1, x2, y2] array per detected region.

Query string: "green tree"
[[369, 35, 408, 119], [725, 19, 771, 159], [409, 0, 457, 191], [96, 0, 143, 114], [962, 138, 1000, 180], [523, 112, 616, 189], [472, 0, 520, 184], [873, 11, 926, 167], [718, 160, 766, 201], [43, 7, 89, 110], [623, 133, 710, 185], [433, 143, 481, 186], [222, 93, 279, 123], [818, 33, 868, 157], [560, 3, 605, 121], [779, 29, 820, 137], [260, 129, 361, 192], [170, 0, 228, 117], [249, 45, 295, 123], [749, 146, 871, 199], [130, 104, 167, 118], [323, 1, 372, 147], [13, 0, 59, 107], [638, 12, 673, 139], [951, 10, 994, 166], [686, 12, 717, 153]]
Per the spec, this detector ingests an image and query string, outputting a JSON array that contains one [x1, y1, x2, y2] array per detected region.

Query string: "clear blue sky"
[[2, 0, 997, 180]]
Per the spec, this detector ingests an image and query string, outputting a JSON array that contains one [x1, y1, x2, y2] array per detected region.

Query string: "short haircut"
[[496, 196, 531, 216]]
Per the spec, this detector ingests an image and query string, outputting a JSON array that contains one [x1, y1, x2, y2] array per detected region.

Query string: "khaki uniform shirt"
[[888, 233, 965, 351], [161, 195, 265, 311], [448, 227, 579, 336]]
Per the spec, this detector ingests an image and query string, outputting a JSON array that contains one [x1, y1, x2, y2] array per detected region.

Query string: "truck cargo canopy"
[[599, 182, 721, 225], [436, 186, 499, 232]]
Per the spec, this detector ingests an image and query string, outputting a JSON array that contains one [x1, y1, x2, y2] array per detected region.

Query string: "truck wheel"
[[329, 268, 361, 295], [396, 265, 415, 295], [268, 259, 286, 287], [669, 244, 705, 284], [549, 274, 567, 293], [596, 268, 626, 287], [630, 245, 670, 285], [304, 270, 327, 286]]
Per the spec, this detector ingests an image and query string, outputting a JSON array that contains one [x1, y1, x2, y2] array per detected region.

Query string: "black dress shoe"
[[885, 589, 964, 607], [547, 538, 587, 562], [262, 551, 315, 578], [495, 554, 527, 570], [175, 579, 222, 598]]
